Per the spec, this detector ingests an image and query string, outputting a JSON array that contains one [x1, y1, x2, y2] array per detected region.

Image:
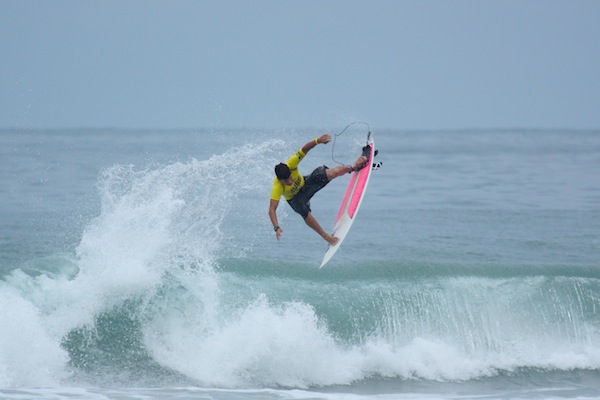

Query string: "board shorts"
[[288, 165, 329, 219]]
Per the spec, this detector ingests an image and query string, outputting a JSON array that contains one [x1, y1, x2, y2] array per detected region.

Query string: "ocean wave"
[[2, 139, 600, 389]]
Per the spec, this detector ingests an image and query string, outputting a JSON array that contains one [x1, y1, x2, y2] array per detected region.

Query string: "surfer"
[[269, 134, 367, 245]]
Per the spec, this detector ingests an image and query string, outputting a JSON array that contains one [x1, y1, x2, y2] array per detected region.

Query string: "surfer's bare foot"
[[325, 234, 339, 246], [353, 155, 368, 171]]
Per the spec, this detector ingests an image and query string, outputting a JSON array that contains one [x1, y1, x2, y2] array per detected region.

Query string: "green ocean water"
[[1, 128, 599, 399]]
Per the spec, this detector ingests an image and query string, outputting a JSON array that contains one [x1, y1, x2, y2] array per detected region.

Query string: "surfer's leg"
[[325, 155, 368, 180], [304, 213, 339, 246], [289, 196, 338, 245], [325, 165, 351, 180]]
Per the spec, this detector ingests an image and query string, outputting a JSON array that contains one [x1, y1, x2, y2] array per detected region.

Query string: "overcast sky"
[[1, 0, 599, 130]]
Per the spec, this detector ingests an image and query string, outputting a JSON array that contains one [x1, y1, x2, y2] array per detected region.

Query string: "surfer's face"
[[281, 177, 293, 186]]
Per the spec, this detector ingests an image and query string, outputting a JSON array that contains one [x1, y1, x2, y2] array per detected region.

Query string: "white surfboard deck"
[[320, 133, 375, 268]]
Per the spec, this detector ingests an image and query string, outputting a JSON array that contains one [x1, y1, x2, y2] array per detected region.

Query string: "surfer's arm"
[[301, 134, 331, 154], [269, 199, 283, 241]]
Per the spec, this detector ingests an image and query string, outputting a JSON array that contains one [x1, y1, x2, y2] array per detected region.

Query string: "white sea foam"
[[0, 139, 283, 387], [0, 286, 68, 386]]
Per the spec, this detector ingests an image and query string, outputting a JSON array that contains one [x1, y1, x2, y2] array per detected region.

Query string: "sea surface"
[[1, 127, 599, 399]]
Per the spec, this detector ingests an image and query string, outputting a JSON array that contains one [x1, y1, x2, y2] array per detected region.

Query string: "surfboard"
[[320, 132, 376, 268]]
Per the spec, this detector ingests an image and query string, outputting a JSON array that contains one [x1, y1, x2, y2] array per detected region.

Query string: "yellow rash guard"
[[271, 148, 306, 201]]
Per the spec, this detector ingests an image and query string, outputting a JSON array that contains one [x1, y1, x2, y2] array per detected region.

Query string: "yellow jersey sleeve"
[[287, 148, 305, 170], [271, 178, 284, 201]]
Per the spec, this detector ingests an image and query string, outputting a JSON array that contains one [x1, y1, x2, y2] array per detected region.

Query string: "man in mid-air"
[[269, 134, 367, 245]]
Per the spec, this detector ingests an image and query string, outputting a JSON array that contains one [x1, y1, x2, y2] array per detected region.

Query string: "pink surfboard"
[[320, 133, 375, 268]]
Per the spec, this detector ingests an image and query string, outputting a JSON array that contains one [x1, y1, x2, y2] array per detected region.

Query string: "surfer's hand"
[[275, 227, 282, 241], [318, 134, 332, 144]]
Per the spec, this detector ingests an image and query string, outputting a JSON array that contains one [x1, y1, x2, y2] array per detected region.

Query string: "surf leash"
[[330, 121, 371, 167]]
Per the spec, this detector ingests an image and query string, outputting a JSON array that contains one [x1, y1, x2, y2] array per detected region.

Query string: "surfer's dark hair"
[[275, 163, 291, 180]]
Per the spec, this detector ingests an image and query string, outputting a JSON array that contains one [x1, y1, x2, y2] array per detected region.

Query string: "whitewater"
[[1, 128, 599, 399]]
